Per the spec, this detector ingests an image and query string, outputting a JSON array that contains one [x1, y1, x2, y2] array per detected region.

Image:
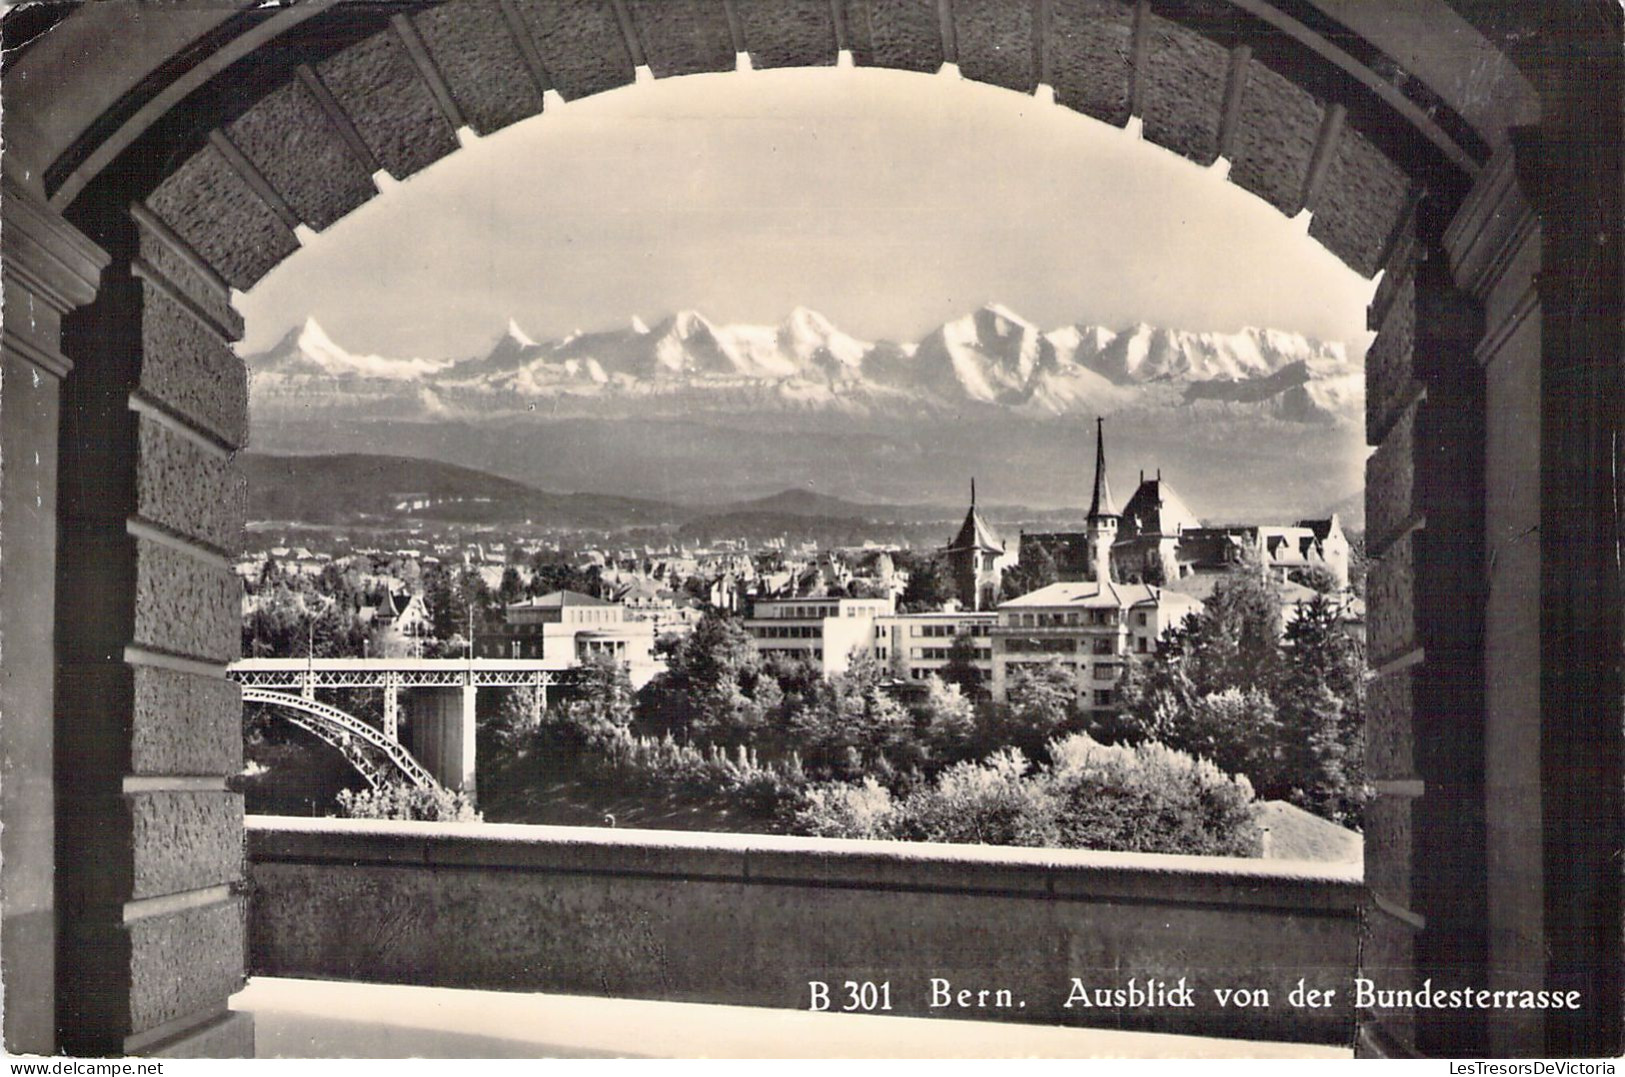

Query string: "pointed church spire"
[[970, 476, 976, 508], [1087, 417, 1118, 520]]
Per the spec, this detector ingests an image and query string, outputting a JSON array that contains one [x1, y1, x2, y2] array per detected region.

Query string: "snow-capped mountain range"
[[245, 304, 1362, 426]]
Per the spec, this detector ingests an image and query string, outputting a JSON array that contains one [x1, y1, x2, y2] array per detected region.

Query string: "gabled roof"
[[1121, 477, 1200, 537]]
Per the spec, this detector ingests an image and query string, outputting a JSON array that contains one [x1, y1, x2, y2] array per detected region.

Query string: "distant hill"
[[241, 452, 682, 530]]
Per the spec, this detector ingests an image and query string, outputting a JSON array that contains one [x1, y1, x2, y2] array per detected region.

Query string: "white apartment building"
[[990, 581, 1202, 712], [743, 595, 895, 675], [874, 610, 996, 684]]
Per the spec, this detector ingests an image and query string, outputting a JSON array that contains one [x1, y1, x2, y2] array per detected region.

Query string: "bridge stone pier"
[[232, 659, 561, 805], [405, 684, 479, 797]]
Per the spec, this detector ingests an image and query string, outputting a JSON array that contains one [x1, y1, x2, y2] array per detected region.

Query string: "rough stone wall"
[[1359, 203, 1490, 1057], [53, 204, 253, 1056], [249, 819, 1363, 1046]]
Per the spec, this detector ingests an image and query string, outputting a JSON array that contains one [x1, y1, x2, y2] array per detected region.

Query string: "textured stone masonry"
[[626, 0, 736, 77], [145, 143, 297, 291], [1045, 0, 1133, 125], [1365, 404, 1416, 549], [125, 899, 246, 1034], [1308, 122, 1414, 277], [950, 0, 1039, 94], [513, 0, 636, 100], [129, 792, 244, 901], [412, 1, 548, 135], [132, 539, 239, 664], [842, 0, 943, 72], [225, 79, 378, 232], [1229, 59, 1323, 215], [1366, 530, 1416, 664], [1366, 664, 1416, 781], [134, 420, 245, 554], [315, 31, 460, 179], [137, 283, 249, 450], [132, 666, 243, 777], [735, 0, 840, 69], [1139, 13, 1228, 165]]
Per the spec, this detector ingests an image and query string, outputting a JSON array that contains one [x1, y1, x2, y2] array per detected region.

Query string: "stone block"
[[950, 0, 1038, 93], [145, 143, 297, 291], [132, 666, 242, 777], [133, 538, 239, 664], [1366, 664, 1416, 781], [1139, 13, 1227, 165], [413, 1, 547, 135], [1046, 0, 1133, 125], [135, 229, 241, 341], [1309, 122, 1413, 278], [1366, 530, 1416, 664], [625, 0, 735, 77], [1364, 793, 1414, 912], [315, 30, 459, 180], [734, 0, 840, 69], [127, 898, 246, 1034], [1365, 404, 1415, 547], [513, 0, 635, 100], [138, 283, 249, 450], [224, 78, 377, 231], [843, 0, 943, 73], [1228, 58, 1323, 216], [130, 792, 244, 901], [134, 419, 245, 553], [1366, 272, 1417, 444]]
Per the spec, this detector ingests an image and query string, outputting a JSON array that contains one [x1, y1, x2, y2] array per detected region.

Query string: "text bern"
[[1064, 978, 1197, 1009]]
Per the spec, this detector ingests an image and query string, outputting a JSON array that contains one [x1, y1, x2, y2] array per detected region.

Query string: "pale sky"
[[235, 63, 1377, 358]]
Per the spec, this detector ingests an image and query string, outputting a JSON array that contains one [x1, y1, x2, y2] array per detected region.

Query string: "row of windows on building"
[[1002, 610, 1148, 628]]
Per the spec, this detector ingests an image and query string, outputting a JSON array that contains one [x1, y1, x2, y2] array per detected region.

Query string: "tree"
[[1000, 543, 1058, 601], [1288, 564, 1341, 595], [990, 658, 1084, 758], [640, 611, 781, 746], [1278, 594, 1366, 824], [498, 565, 526, 607], [938, 634, 984, 695], [913, 675, 978, 766], [786, 653, 913, 779], [897, 554, 953, 612]]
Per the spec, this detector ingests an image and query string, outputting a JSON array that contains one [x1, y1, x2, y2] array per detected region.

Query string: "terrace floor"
[[234, 977, 1354, 1059]]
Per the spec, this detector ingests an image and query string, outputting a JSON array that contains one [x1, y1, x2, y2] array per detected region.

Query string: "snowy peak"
[[246, 317, 455, 379], [247, 305, 1362, 427]]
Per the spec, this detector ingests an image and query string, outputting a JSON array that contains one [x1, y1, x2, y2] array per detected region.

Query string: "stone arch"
[[2, 0, 1616, 1062]]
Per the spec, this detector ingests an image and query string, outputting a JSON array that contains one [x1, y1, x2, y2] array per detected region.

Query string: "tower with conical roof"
[[944, 478, 1008, 610], [1086, 418, 1119, 584]]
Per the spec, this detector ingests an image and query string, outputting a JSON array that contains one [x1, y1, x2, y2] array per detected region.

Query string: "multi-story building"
[[989, 581, 1203, 713], [742, 595, 895, 675], [474, 589, 658, 685], [874, 610, 996, 684]]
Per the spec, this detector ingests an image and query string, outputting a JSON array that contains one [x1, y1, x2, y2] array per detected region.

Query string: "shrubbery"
[[335, 781, 481, 822], [790, 733, 1261, 856]]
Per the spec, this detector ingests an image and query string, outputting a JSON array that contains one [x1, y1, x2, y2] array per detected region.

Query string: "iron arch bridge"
[[231, 658, 565, 796], [240, 687, 442, 793]]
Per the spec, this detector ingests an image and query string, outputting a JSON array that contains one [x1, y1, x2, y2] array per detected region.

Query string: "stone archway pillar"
[[1, 172, 108, 1056], [51, 202, 253, 1056]]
